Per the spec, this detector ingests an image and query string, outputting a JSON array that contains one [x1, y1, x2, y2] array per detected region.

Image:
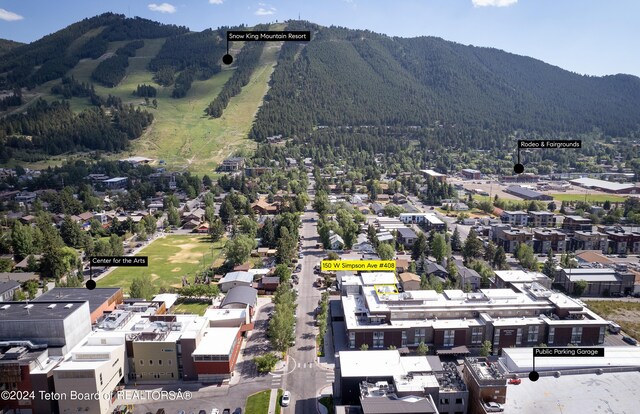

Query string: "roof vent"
[[24, 304, 34, 309], [64, 304, 73, 309], [48, 304, 57, 309]]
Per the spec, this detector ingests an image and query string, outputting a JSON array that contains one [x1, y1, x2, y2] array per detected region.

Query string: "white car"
[[211, 409, 219, 414], [281, 391, 291, 407], [484, 401, 504, 412]]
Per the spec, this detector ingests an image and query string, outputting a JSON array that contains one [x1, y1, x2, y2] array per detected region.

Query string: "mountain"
[[250, 23, 640, 141], [2, 15, 640, 167], [0, 39, 23, 55]]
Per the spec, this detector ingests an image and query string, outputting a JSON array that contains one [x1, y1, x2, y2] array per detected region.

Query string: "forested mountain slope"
[[250, 24, 640, 141]]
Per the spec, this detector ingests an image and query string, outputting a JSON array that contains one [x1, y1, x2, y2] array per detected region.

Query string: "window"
[[139, 360, 143, 366], [149, 360, 153, 365], [571, 327, 582, 344], [516, 328, 523, 345], [349, 332, 355, 349], [598, 326, 605, 343], [168, 359, 172, 365], [159, 360, 162, 365], [527, 326, 539, 343], [99, 373, 103, 386], [471, 327, 483, 345], [119, 368, 122, 377], [493, 328, 500, 346], [455, 398, 463, 404], [401, 331, 407, 347], [443, 330, 455, 347], [440, 398, 450, 405], [373, 331, 385, 348], [415, 328, 426, 344], [548, 327, 555, 344]]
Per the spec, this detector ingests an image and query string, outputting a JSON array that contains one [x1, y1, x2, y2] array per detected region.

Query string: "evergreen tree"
[[450, 226, 462, 252], [462, 229, 483, 263], [542, 249, 557, 279], [431, 233, 447, 264], [492, 246, 508, 270], [411, 232, 428, 261]]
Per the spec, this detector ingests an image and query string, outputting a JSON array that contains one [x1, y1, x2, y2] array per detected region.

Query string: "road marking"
[[271, 374, 281, 378]]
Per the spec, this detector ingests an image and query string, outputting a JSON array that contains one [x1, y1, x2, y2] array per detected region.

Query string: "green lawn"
[[173, 302, 210, 316], [550, 193, 627, 203], [276, 389, 283, 414], [245, 390, 271, 414], [98, 235, 225, 293]]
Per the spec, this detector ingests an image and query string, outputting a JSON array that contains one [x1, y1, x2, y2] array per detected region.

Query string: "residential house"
[[0, 280, 20, 302], [218, 271, 253, 292], [396, 227, 418, 247], [251, 198, 279, 215], [221, 157, 245, 172], [330, 234, 345, 250], [398, 272, 421, 291]]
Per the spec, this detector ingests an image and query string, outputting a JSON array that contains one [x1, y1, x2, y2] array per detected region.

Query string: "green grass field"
[[550, 193, 627, 203], [99, 235, 225, 292], [245, 390, 271, 414], [173, 302, 210, 316]]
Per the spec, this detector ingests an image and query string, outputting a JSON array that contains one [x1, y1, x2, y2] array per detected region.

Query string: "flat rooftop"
[[36, 288, 121, 314], [494, 270, 551, 284], [501, 346, 640, 372], [503, 370, 640, 414], [192, 327, 239, 356], [0, 301, 88, 320]]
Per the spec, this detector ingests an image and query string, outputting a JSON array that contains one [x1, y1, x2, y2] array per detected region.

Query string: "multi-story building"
[[35, 287, 124, 324], [342, 282, 608, 354], [528, 211, 557, 228], [599, 228, 640, 254], [335, 350, 468, 414], [461, 169, 482, 180], [463, 357, 507, 414], [53, 337, 126, 414], [570, 231, 608, 252], [500, 211, 529, 226], [562, 215, 593, 233], [0, 343, 61, 414], [494, 227, 533, 253], [532, 228, 567, 253], [0, 301, 92, 356]]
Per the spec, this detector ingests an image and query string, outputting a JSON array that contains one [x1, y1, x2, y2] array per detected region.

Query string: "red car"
[[508, 378, 522, 385]]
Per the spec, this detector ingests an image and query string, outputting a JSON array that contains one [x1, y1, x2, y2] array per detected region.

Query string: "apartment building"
[[528, 211, 557, 228], [342, 281, 607, 354], [493, 227, 533, 253], [500, 211, 529, 226], [532, 228, 567, 253]]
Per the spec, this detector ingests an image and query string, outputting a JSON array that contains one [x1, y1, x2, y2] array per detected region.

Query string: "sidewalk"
[[317, 321, 336, 370], [267, 388, 278, 414]]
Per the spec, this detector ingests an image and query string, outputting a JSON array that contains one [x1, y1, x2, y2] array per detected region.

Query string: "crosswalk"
[[271, 373, 282, 387], [325, 371, 335, 383]]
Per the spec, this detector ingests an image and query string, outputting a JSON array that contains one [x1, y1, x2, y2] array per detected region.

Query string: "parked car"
[[210, 409, 219, 414], [281, 391, 291, 407], [483, 401, 504, 412], [222, 410, 231, 414], [622, 336, 638, 345], [508, 378, 521, 385]]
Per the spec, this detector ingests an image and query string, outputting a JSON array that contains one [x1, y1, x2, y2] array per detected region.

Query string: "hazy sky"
[[1, 0, 638, 76]]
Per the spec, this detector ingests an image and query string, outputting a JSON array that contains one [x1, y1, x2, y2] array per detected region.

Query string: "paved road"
[[282, 205, 335, 414]]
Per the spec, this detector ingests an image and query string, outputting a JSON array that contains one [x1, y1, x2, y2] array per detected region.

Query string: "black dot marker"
[[514, 163, 524, 174], [222, 54, 233, 65], [86, 279, 96, 290], [528, 371, 539, 382]]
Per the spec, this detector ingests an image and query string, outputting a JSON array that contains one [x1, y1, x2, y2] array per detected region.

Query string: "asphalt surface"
[[281, 205, 335, 414]]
